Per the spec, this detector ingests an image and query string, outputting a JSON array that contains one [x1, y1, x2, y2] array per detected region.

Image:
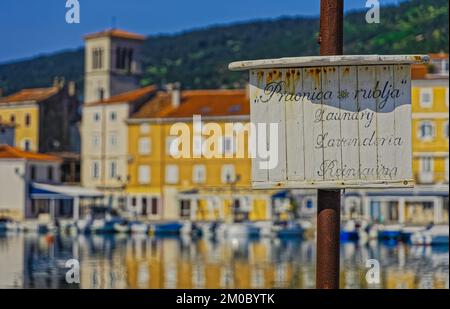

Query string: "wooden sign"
[[229, 55, 428, 189]]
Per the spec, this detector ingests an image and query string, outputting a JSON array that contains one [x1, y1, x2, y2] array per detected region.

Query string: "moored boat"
[[273, 221, 303, 238], [130, 221, 148, 234], [400, 225, 428, 242], [378, 224, 402, 240], [340, 220, 359, 241], [150, 222, 183, 236], [113, 222, 130, 233], [0, 218, 21, 232], [411, 225, 449, 246]]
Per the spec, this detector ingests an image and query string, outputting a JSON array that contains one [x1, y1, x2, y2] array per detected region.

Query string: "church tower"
[[84, 29, 145, 103]]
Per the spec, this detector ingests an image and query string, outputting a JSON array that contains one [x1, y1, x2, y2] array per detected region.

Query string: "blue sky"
[[0, 0, 401, 64]]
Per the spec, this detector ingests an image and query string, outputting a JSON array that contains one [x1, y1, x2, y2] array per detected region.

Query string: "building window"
[[110, 111, 117, 121], [180, 200, 191, 218], [116, 47, 124, 69], [140, 123, 150, 134], [91, 161, 100, 179], [92, 48, 104, 70], [166, 136, 180, 157], [25, 114, 31, 127], [109, 161, 117, 179], [98, 88, 105, 101], [151, 198, 158, 215], [30, 165, 37, 181], [420, 157, 433, 173], [418, 121, 434, 140], [419, 88, 433, 108], [223, 136, 235, 156], [10, 114, 15, 123], [193, 165, 206, 184], [165, 164, 179, 184], [221, 164, 236, 184], [138, 165, 151, 184], [91, 133, 100, 148], [23, 139, 32, 151], [116, 47, 133, 71], [131, 197, 137, 207], [93, 112, 100, 122], [138, 138, 151, 155], [47, 166, 54, 181], [109, 132, 118, 147]]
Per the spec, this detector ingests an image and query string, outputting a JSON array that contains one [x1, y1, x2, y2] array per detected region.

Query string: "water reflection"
[[0, 233, 448, 289]]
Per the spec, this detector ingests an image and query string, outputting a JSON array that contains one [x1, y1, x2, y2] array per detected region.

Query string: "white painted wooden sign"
[[229, 55, 428, 189]]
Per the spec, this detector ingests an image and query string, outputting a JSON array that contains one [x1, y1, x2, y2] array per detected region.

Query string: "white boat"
[[91, 219, 106, 233], [130, 222, 148, 234], [59, 219, 75, 233], [401, 225, 427, 242], [21, 221, 40, 233], [378, 224, 403, 239], [252, 221, 273, 237], [367, 224, 381, 240], [113, 222, 130, 233], [411, 225, 449, 245], [180, 221, 192, 236], [217, 223, 260, 238], [76, 219, 91, 233], [5, 221, 22, 232]]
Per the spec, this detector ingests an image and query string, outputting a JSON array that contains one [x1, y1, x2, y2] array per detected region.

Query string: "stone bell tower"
[[84, 29, 145, 103]]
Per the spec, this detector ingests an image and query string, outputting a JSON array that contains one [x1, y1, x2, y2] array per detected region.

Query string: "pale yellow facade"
[[0, 103, 39, 151]]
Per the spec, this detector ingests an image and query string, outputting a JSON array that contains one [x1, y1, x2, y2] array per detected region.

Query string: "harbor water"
[[0, 232, 448, 289]]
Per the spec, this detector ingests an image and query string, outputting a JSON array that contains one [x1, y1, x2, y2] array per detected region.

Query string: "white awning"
[[31, 183, 104, 199]]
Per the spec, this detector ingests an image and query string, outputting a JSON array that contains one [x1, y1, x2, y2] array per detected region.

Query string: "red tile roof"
[[132, 89, 249, 119], [84, 29, 145, 41], [0, 145, 61, 162], [0, 87, 59, 104], [429, 52, 449, 60], [86, 85, 157, 106], [131, 91, 174, 118]]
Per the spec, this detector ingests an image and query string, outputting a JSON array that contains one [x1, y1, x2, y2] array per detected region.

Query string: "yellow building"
[[411, 54, 449, 186], [126, 87, 273, 221]]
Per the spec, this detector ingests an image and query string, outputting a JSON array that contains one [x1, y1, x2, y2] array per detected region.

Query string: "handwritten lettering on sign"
[[249, 65, 413, 188]]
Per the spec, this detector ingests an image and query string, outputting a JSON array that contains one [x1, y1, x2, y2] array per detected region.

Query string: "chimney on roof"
[[166, 82, 181, 108], [68, 81, 76, 97], [53, 76, 65, 89]]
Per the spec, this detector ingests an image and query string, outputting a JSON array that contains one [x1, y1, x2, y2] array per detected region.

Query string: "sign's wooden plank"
[[267, 69, 287, 182], [394, 64, 413, 181], [286, 68, 305, 181], [356, 66, 379, 181], [303, 67, 325, 182], [320, 66, 342, 181], [375, 65, 397, 181], [249, 70, 269, 183], [338, 66, 360, 181]]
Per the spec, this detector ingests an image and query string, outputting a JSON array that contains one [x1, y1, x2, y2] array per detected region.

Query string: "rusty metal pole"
[[316, 0, 343, 289]]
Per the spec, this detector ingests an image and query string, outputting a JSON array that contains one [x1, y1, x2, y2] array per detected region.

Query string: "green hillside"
[[0, 0, 447, 97]]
